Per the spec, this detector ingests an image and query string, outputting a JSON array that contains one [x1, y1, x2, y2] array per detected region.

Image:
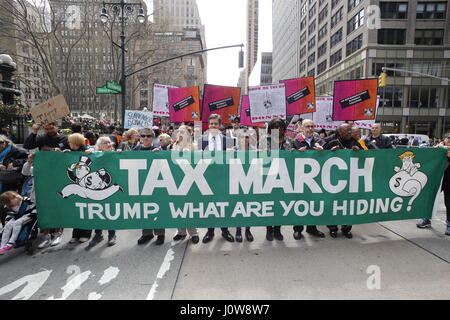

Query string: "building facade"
[[272, 0, 450, 137], [0, 1, 51, 108], [261, 52, 273, 84]]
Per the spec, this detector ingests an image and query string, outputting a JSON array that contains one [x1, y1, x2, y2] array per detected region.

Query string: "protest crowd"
[[0, 114, 449, 256]]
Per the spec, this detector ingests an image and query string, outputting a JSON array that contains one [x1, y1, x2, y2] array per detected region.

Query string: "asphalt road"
[[0, 193, 449, 300]]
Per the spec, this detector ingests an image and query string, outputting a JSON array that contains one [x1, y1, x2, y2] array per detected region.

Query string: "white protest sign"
[[248, 84, 286, 123], [299, 97, 379, 130], [124, 110, 153, 129], [152, 84, 177, 117], [31, 95, 70, 124]]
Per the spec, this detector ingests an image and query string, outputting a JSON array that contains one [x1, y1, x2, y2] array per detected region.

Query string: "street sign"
[[106, 81, 122, 93], [96, 86, 120, 94]]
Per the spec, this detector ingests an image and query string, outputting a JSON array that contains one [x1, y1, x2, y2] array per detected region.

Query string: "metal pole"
[[120, 0, 126, 126]]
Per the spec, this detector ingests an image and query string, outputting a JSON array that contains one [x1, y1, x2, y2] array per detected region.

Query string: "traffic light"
[[378, 72, 387, 87]]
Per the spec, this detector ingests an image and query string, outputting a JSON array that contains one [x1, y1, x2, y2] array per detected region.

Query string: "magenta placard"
[[168, 86, 201, 123]]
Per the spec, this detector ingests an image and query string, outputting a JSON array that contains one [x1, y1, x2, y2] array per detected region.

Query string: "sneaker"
[[416, 218, 431, 228], [191, 235, 199, 244], [38, 235, 51, 249], [50, 233, 62, 246], [173, 234, 187, 241], [107, 235, 117, 246], [79, 237, 90, 243], [0, 244, 14, 255], [69, 238, 78, 244], [155, 235, 165, 246], [89, 234, 104, 247]]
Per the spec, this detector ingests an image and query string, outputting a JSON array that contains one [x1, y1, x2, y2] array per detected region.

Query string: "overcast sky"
[[196, 0, 272, 87]]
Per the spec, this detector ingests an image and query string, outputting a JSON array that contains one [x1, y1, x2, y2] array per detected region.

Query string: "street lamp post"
[[100, 1, 145, 125]]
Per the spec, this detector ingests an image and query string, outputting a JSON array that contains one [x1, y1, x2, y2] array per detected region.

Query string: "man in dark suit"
[[199, 114, 234, 243], [323, 123, 362, 239], [291, 119, 326, 240]]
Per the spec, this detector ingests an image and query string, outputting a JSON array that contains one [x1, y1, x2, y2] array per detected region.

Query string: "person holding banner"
[[364, 123, 393, 149], [171, 125, 200, 244], [323, 123, 362, 239], [88, 137, 118, 247], [133, 128, 166, 246], [199, 114, 235, 243], [417, 134, 450, 233], [260, 118, 291, 241], [291, 120, 326, 240], [117, 129, 139, 151]]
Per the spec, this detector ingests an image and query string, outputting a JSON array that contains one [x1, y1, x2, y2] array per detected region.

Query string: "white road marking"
[[47, 265, 91, 300], [0, 269, 52, 300], [146, 242, 177, 300], [98, 266, 120, 285]]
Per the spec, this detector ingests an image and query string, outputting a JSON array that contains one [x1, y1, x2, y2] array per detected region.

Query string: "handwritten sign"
[[31, 95, 70, 124], [124, 110, 153, 129]]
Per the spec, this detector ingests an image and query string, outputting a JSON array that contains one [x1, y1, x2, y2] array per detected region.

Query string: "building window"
[[300, 31, 307, 43], [372, 62, 405, 76], [379, 86, 403, 107], [347, 9, 364, 34], [380, 2, 408, 19], [301, 18, 307, 30], [346, 33, 363, 56], [331, 7, 343, 28], [309, 19, 316, 35], [308, 68, 316, 77], [414, 29, 444, 45], [319, 0, 326, 7], [416, 2, 447, 19], [330, 28, 343, 48], [332, 0, 341, 9], [309, 4, 317, 19], [348, 0, 362, 12], [317, 60, 327, 74], [300, 60, 306, 73], [300, 46, 307, 58], [308, 36, 316, 50], [308, 52, 316, 65], [319, 4, 328, 21], [330, 49, 342, 67], [318, 23, 328, 41], [318, 41, 327, 58], [409, 86, 438, 108], [377, 29, 406, 44]]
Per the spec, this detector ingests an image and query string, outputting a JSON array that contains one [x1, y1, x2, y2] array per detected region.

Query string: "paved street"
[[0, 193, 449, 300]]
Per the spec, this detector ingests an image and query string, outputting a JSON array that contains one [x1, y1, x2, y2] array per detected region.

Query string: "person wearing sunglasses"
[[133, 128, 166, 245]]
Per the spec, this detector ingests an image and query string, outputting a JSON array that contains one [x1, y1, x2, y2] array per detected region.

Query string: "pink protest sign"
[[201, 84, 241, 125], [168, 86, 201, 123]]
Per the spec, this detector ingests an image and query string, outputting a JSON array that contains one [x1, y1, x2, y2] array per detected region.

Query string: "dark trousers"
[[266, 226, 281, 233], [72, 229, 92, 239], [444, 188, 450, 223], [293, 225, 319, 233], [207, 228, 229, 234], [327, 225, 352, 233], [95, 230, 116, 238]]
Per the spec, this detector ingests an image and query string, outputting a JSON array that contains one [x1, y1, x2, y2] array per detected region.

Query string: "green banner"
[[33, 149, 448, 230]]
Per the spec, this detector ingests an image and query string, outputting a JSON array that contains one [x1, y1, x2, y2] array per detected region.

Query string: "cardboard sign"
[[280, 77, 316, 115], [248, 84, 287, 123], [168, 86, 201, 123], [332, 79, 378, 121], [201, 84, 241, 124], [152, 84, 178, 117], [31, 95, 70, 124], [124, 110, 153, 129]]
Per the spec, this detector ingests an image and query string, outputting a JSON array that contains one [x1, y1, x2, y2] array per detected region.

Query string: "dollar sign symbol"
[[394, 177, 401, 188]]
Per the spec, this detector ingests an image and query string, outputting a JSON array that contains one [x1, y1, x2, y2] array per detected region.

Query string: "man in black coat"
[[290, 119, 326, 240], [323, 123, 362, 239], [23, 123, 69, 151], [198, 114, 234, 243], [364, 123, 393, 149]]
